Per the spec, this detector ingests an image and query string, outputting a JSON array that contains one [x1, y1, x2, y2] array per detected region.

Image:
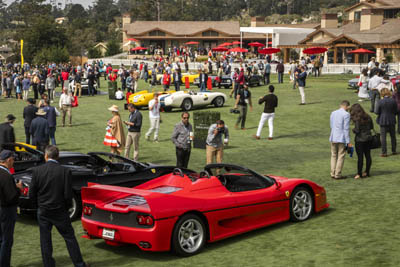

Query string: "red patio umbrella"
[[185, 41, 199, 45], [212, 46, 229, 52], [229, 47, 248, 53], [130, 46, 147, 51], [219, 42, 233, 47], [232, 41, 242, 45], [303, 47, 328, 54], [248, 42, 265, 47], [258, 48, 281, 54], [347, 48, 375, 54], [127, 38, 139, 42]]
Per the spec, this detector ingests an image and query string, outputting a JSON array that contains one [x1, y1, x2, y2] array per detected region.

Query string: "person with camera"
[[0, 150, 23, 267], [206, 120, 229, 164], [234, 84, 252, 130]]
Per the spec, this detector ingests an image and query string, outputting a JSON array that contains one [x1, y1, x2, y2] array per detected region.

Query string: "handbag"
[[369, 130, 381, 149], [71, 96, 78, 108]]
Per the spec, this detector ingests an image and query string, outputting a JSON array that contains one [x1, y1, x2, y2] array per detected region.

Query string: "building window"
[[354, 11, 361, 21], [202, 30, 219, 37], [149, 30, 166, 36], [384, 9, 400, 19]]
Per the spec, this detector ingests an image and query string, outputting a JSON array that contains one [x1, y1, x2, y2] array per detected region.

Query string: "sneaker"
[[145, 135, 150, 141], [154, 139, 159, 143]]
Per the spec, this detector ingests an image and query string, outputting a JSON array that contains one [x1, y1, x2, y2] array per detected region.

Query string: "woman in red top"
[[163, 72, 171, 91]]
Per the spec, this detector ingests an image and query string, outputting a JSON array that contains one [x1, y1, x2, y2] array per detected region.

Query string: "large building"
[[122, 15, 273, 54], [281, 0, 400, 63], [122, 0, 400, 63]]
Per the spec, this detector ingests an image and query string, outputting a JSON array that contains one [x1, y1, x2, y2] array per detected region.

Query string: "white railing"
[[88, 58, 400, 75]]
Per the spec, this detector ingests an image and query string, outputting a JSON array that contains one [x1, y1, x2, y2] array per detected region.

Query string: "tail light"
[[137, 214, 154, 226], [83, 205, 93, 216], [20, 184, 29, 197]]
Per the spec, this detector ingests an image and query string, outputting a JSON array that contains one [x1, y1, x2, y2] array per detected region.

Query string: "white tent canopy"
[[240, 26, 315, 48]]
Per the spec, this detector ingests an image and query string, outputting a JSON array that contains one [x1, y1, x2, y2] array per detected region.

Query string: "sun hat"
[[36, 109, 47, 116], [108, 105, 119, 112]]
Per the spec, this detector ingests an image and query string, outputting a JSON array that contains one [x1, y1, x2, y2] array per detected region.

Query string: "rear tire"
[[213, 96, 224, 107], [68, 193, 81, 221], [289, 187, 313, 222], [172, 214, 206, 256], [181, 98, 193, 111]]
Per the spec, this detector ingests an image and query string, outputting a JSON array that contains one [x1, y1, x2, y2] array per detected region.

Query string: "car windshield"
[[205, 165, 275, 192], [89, 152, 141, 172]]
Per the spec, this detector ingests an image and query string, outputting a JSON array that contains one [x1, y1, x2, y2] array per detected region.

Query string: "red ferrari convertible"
[[81, 164, 329, 256]]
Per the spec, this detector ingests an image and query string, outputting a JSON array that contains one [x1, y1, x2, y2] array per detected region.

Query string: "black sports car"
[[7, 144, 183, 220], [194, 75, 233, 89], [245, 74, 264, 87]]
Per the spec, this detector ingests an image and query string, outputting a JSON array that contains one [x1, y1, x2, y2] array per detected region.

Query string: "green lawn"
[[2, 74, 400, 267]]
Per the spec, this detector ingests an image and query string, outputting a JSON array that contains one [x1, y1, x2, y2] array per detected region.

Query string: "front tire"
[[213, 96, 224, 107], [181, 98, 193, 111], [172, 214, 206, 256], [68, 193, 82, 221], [289, 187, 313, 222]]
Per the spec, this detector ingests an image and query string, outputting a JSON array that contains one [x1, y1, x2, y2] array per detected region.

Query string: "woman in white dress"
[[358, 68, 369, 101]]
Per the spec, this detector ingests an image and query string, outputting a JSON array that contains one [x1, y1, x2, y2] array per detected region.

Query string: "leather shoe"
[[252, 135, 260, 140], [380, 154, 388, 157], [268, 137, 273, 140]]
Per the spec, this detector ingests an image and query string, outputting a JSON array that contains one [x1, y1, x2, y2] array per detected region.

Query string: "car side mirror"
[[275, 180, 282, 190]]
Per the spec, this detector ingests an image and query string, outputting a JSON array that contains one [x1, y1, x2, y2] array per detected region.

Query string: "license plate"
[[102, 228, 115, 240], [17, 207, 20, 214]]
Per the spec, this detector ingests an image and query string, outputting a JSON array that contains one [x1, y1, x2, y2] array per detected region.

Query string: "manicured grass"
[[2, 74, 400, 267]]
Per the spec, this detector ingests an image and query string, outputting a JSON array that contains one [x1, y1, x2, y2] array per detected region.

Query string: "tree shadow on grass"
[[70, 122, 94, 127], [276, 130, 315, 139]]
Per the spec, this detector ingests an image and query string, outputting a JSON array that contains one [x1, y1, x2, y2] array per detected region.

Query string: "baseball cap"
[[0, 150, 15, 160]]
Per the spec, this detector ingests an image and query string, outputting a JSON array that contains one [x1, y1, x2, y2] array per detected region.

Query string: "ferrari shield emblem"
[[151, 169, 156, 173], [285, 191, 290, 198]]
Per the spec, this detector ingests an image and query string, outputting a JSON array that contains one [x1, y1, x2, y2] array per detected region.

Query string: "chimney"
[[360, 8, 383, 31], [321, 14, 338, 28], [122, 13, 131, 26], [251, 16, 266, 27]]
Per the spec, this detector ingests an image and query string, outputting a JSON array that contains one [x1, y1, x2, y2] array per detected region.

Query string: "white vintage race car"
[[159, 90, 227, 111]]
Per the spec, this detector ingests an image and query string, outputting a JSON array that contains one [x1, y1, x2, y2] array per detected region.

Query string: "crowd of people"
[[0, 51, 399, 266]]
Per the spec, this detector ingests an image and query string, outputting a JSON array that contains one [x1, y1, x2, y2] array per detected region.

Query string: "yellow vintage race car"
[[155, 72, 200, 84], [128, 90, 176, 107]]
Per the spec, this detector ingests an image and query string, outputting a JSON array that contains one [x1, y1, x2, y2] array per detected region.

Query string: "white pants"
[[146, 117, 160, 140], [256, 113, 275, 138], [299, 86, 305, 104], [23, 90, 29, 100]]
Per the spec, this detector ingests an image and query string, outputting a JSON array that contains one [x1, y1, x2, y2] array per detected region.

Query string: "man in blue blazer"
[[330, 100, 351, 179]]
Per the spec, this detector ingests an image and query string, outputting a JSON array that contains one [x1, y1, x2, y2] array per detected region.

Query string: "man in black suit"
[[29, 145, 87, 267], [23, 98, 38, 144], [0, 115, 16, 151], [376, 88, 398, 157], [30, 109, 49, 152], [0, 150, 23, 267]]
